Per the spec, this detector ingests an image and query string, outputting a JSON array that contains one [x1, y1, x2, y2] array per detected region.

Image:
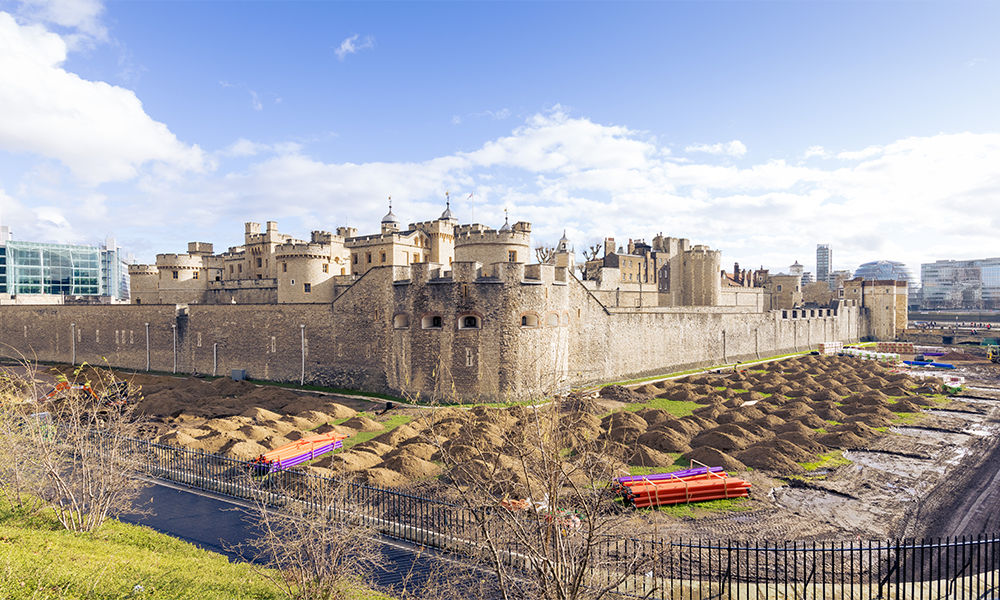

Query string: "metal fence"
[[123, 436, 1000, 599]]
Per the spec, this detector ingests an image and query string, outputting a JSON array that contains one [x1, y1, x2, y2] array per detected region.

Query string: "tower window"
[[256, 257, 262, 268], [192, 271, 198, 279], [322, 264, 328, 273], [283, 263, 287, 273], [381, 252, 386, 263], [509, 250, 517, 262], [304, 283, 311, 293], [172, 271, 178, 279]]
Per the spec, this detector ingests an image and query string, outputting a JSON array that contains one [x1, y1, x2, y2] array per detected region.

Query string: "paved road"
[[119, 478, 457, 594]]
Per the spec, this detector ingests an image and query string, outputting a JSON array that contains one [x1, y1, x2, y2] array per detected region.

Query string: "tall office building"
[[816, 244, 832, 286]]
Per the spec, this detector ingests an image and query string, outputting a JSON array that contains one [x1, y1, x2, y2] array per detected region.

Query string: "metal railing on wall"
[[122, 436, 1000, 599]]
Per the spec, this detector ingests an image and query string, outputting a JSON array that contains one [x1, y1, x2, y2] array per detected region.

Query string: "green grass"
[[622, 398, 700, 418], [0, 499, 396, 600], [0, 504, 262, 599], [648, 497, 753, 518], [330, 414, 414, 450], [800, 451, 853, 472]]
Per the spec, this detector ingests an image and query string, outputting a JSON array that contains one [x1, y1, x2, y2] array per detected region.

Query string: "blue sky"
[[1, 0, 999, 281]]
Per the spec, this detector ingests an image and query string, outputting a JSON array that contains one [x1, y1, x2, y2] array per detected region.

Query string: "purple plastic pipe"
[[616, 466, 724, 484]]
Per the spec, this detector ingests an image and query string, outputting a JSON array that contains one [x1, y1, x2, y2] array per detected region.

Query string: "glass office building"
[[853, 260, 919, 290], [816, 244, 832, 286], [921, 258, 1000, 310], [0, 235, 130, 301]]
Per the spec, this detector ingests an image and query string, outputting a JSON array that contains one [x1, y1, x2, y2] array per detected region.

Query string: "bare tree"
[[535, 244, 556, 265], [10, 363, 147, 532], [421, 402, 657, 600], [583, 242, 603, 261], [234, 474, 385, 600]]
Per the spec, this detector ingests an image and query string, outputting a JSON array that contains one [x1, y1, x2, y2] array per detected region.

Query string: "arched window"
[[459, 315, 481, 330], [521, 314, 539, 327], [546, 313, 559, 327], [422, 315, 443, 329], [393, 314, 409, 328]]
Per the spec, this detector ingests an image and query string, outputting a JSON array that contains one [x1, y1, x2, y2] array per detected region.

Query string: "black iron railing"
[[121, 436, 1000, 599]]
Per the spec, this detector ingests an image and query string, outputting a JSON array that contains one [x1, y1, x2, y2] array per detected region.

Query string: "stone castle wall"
[[0, 266, 866, 402]]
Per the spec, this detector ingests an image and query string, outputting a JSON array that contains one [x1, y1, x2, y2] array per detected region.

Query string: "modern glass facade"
[[816, 244, 832, 285], [921, 258, 1000, 309], [0, 239, 129, 300]]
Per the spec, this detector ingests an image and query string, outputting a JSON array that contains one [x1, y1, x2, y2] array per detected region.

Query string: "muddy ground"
[[11, 347, 1000, 542]]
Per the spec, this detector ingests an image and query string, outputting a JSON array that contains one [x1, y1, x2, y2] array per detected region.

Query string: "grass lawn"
[[0, 499, 394, 600]]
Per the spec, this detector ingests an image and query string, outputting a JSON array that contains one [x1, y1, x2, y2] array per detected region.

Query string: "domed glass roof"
[[853, 260, 919, 288]]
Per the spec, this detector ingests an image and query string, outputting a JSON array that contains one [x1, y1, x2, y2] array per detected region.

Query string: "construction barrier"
[[614, 466, 751, 509]]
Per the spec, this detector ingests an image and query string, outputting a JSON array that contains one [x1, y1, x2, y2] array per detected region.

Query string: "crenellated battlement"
[[274, 242, 334, 259], [454, 222, 531, 245], [128, 264, 159, 275]]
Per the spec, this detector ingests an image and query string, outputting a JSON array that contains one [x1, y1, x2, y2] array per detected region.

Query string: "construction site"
[[11, 336, 1000, 545]]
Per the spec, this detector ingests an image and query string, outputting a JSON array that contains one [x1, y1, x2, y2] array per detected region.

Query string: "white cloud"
[[248, 89, 262, 111], [0, 12, 211, 186], [451, 115, 462, 125], [836, 145, 883, 160], [13, 0, 107, 50], [803, 146, 828, 159], [685, 140, 748, 158], [335, 34, 374, 61]]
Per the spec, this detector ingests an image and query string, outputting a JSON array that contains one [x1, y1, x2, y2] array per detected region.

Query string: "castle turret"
[[275, 242, 339, 303], [681, 245, 721, 306], [554, 230, 575, 272], [454, 220, 531, 266], [128, 264, 159, 304]]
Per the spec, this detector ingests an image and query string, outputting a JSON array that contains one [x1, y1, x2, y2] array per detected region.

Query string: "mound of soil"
[[599, 385, 646, 403], [341, 415, 385, 432], [735, 446, 806, 474], [681, 447, 746, 473], [689, 430, 748, 452], [938, 352, 980, 362], [809, 389, 843, 402], [831, 421, 879, 439], [559, 393, 604, 415], [636, 429, 693, 454], [363, 468, 409, 487], [692, 406, 723, 419], [655, 420, 701, 439], [775, 421, 816, 436], [776, 431, 827, 454], [242, 407, 283, 422], [815, 431, 866, 449], [634, 408, 675, 427], [663, 389, 699, 402], [843, 414, 893, 428], [321, 450, 383, 471], [602, 411, 648, 431], [888, 399, 924, 413], [384, 442, 439, 462], [379, 455, 443, 480], [754, 415, 787, 430], [630, 445, 680, 468], [715, 411, 752, 425], [221, 439, 269, 459]]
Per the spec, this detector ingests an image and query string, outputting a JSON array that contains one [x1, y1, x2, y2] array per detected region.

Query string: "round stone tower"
[[275, 243, 336, 303]]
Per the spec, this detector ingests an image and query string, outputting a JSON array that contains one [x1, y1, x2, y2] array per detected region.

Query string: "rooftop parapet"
[[187, 242, 214, 255], [128, 264, 159, 275], [310, 230, 343, 244], [274, 242, 335, 258], [454, 221, 531, 244]]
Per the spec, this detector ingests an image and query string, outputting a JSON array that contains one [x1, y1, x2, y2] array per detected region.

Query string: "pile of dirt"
[[938, 351, 981, 362], [599, 385, 646, 403]]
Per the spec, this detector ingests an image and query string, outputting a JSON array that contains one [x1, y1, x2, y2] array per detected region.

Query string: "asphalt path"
[[118, 478, 459, 595]]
